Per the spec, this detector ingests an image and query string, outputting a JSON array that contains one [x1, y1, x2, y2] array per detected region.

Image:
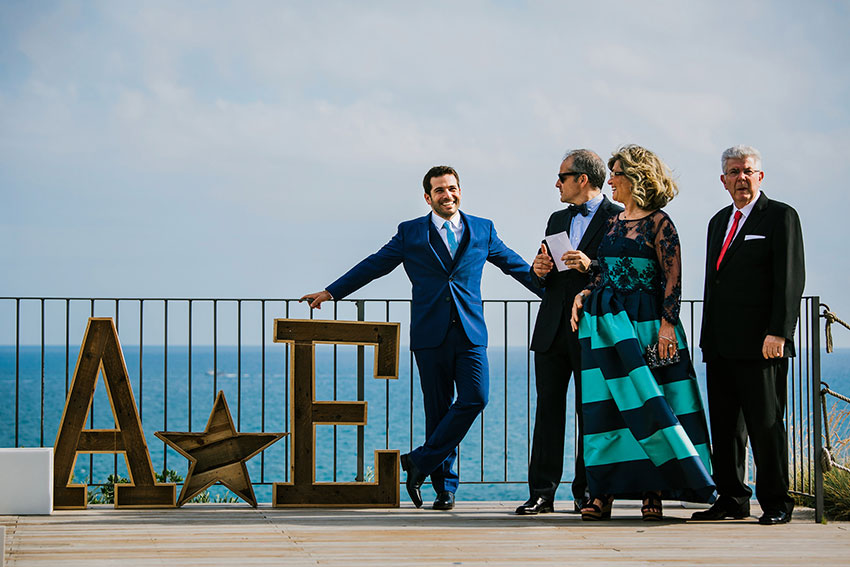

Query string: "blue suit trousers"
[[409, 323, 489, 494]]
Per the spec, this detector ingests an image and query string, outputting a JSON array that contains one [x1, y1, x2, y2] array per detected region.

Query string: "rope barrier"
[[820, 304, 850, 353], [819, 305, 850, 476], [821, 382, 850, 473], [823, 385, 850, 405]]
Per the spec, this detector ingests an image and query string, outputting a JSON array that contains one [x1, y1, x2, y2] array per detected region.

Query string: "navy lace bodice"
[[588, 209, 682, 324]]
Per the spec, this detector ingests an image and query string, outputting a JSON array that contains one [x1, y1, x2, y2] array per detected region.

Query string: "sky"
[[2, 1, 849, 345]]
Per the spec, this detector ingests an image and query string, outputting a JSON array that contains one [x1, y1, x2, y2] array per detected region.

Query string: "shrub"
[[85, 469, 238, 504], [824, 467, 850, 521], [822, 400, 850, 521]]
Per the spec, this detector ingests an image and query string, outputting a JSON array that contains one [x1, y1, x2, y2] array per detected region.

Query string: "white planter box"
[[0, 448, 53, 515]]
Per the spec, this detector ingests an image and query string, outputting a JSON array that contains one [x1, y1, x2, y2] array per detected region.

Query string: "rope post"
[[821, 384, 833, 456]]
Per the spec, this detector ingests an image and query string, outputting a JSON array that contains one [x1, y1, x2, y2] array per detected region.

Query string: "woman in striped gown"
[[570, 145, 717, 521]]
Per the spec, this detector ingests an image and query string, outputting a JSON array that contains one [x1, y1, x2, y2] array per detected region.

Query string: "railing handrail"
[[0, 295, 825, 516]]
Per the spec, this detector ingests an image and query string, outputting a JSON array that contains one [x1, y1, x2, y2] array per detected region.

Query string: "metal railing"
[[0, 296, 824, 515]]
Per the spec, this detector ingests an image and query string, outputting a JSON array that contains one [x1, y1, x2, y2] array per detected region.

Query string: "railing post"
[[356, 300, 366, 482], [812, 296, 824, 522]]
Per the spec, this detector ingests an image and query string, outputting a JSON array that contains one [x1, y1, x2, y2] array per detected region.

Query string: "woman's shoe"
[[581, 495, 613, 521], [641, 492, 663, 521]]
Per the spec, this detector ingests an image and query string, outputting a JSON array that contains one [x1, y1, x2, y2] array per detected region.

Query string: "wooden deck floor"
[[2, 501, 848, 566]]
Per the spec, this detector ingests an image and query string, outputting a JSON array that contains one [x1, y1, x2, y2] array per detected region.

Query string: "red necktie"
[[716, 210, 743, 270]]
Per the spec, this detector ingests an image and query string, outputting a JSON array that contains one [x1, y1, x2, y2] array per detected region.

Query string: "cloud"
[[1, 1, 849, 344]]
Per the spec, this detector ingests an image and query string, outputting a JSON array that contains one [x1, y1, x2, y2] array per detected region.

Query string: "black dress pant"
[[527, 321, 586, 501], [706, 356, 795, 515]]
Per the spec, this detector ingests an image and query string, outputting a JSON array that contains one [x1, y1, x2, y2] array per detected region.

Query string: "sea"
[[2, 344, 849, 503]]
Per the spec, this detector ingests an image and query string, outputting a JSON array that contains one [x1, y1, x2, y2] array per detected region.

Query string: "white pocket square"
[[744, 234, 766, 240]]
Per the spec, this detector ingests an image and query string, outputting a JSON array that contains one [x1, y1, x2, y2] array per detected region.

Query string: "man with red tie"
[[696, 145, 805, 525]]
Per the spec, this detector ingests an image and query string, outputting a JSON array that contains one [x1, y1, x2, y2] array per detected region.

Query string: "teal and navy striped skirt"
[[578, 285, 717, 503]]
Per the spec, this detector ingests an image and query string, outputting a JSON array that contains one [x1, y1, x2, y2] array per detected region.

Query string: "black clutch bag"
[[644, 342, 680, 369]]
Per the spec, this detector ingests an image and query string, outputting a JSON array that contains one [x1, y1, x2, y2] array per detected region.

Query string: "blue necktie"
[[443, 220, 459, 257]]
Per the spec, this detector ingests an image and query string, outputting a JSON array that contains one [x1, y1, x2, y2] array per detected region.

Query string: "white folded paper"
[[543, 231, 575, 272]]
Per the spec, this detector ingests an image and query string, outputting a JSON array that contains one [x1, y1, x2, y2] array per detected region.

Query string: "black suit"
[[526, 196, 621, 502], [700, 192, 805, 515]]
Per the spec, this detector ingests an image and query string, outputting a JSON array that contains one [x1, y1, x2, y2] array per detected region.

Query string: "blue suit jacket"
[[326, 211, 542, 350]]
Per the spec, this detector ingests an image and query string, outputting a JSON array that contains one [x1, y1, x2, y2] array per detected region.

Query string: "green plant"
[[87, 473, 130, 504], [186, 490, 240, 504], [824, 467, 850, 521], [788, 402, 850, 516], [155, 468, 239, 503], [821, 401, 850, 521], [824, 401, 850, 461], [80, 468, 240, 505], [156, 468, 184, 484]]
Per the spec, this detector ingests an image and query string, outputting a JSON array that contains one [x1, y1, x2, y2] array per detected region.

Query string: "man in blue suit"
[[301, 165, 541, 510]]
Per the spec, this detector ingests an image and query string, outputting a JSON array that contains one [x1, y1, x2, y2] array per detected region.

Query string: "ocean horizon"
[[2, 344, 848, 503]]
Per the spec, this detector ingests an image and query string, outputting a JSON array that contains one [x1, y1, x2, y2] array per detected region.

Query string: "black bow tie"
[[567, 203, 589, 217]]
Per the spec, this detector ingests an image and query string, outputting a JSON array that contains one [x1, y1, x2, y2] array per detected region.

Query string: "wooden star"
[[155, 391, 286, 507]]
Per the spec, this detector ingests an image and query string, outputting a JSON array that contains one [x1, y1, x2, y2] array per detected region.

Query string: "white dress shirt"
[[724, 190, 760, 243], [432, 211, 463, 257], [570, 193, 604, 250]]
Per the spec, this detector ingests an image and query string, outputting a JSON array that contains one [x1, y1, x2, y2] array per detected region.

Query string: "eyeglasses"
[[724, 168, 761, 178], [557, 171, 584, 183]]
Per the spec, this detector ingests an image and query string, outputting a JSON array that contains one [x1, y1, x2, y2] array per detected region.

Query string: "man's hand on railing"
[[300, 290, 332, 309]]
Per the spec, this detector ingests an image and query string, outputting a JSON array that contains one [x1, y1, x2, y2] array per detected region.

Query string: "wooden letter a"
[[53, 318, 175, 509], [272, 319, 400, 507]]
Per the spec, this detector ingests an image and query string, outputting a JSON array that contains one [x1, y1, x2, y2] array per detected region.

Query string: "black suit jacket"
[[530, 196, 622, 352], [700, 192, 805, 361]]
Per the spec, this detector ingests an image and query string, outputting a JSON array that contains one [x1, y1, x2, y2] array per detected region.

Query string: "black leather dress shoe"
[[690, 502, 750, 521], [515, 496, 554, 515], [433, 491, 455, 510], [400, 453, 427, 508], [758, 510, 791, 525]]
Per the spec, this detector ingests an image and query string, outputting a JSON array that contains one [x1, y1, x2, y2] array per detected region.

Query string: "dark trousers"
[[409, 323, 489, 495], [706, 357, 795, 514], [527, 322, 586, 501]]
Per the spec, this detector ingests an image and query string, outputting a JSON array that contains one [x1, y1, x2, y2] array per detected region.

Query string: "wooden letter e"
[[272, 319, 400, 507]]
